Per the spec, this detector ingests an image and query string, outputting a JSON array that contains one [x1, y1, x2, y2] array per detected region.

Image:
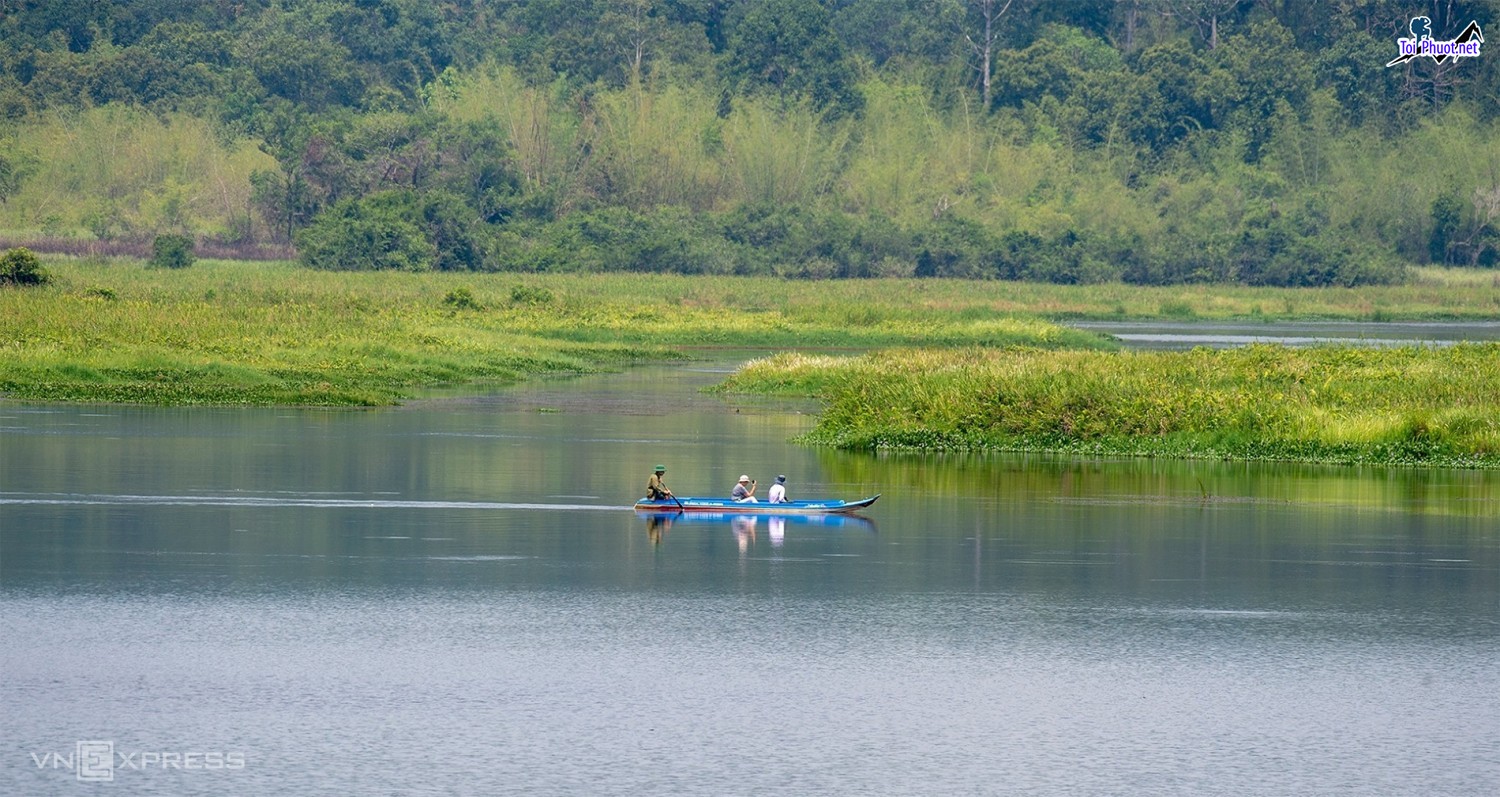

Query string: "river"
[[2, 355, 1498, 795]]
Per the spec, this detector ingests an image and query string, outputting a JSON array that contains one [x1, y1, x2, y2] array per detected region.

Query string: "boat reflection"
[[637, 510, 876, 548]]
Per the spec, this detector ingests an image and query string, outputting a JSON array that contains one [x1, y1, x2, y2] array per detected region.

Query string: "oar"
[[670, 492, 684, 513]]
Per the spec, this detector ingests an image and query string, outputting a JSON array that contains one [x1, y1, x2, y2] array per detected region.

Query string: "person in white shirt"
[[767, 474, 788, 504]]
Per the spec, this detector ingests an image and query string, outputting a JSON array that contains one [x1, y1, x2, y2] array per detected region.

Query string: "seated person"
[[731, 475, 757, 502], [768, 474, 788, 504], [646, 465, 672, 500]]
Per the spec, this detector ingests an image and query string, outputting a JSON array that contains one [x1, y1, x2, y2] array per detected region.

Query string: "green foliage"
[[0, 108, 274, 239], [296, 190, 435, 271], [5, 1, 1500, 287], [0, 151, 27, 203], [150, 234, 196, 269], [442, 286, 482, 310], [0, 247, 50, 285], [723, 0, 863, 115], [295, 187, 489, 272], [724, 345, 1500, 468], [509, 283, 554, 305], [1430, 193, 1466, 265]]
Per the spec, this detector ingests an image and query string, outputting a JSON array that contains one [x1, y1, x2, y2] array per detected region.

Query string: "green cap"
[[654, 464, 665, 471]]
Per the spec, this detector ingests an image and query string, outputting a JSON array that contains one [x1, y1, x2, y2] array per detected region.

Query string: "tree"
[[1157, 0, 1246, 50], [723, 0, 861, 114], [502, 0, 711, 86], [1213, 19, 1315, 161], [963, 0, 1017, 107], [834, 0, 963, 67]]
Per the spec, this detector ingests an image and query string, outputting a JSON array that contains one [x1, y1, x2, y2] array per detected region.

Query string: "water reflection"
[[637, 510, 876, 554], [816, 448, 1500, 519]]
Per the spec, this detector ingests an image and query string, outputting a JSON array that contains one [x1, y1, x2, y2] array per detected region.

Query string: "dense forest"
[[1, 0, 1498, 285]]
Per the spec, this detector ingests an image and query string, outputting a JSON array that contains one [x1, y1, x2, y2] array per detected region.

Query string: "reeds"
[[721, 346, 1500, 467]]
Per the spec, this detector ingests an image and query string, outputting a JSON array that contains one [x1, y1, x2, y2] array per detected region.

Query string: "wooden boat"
[[632, 494, 879, 515]]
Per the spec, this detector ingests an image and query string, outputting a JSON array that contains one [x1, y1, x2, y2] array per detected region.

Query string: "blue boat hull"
[[632, 494, 879, 515]]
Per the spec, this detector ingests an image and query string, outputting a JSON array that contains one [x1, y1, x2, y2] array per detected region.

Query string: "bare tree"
[[963, 0, 1016, 106], [617, 0, 656, 81], [1158, 0, 1244, 49]]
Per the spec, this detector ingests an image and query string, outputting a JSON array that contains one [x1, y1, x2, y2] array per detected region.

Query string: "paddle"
[[670, 492, 684, 512]]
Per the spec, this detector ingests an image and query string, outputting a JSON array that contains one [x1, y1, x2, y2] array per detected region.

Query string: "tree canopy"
[[1, 0, 1498, 282]]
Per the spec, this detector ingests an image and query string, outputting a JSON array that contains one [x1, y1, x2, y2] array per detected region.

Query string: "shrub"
[[509, 283, 553, 305], [0, 247, 49, 285], [296, 191, 435, 271], [150, 234, 196, 269], [442, 287, 482, 310], [296, 190, 489, 272]]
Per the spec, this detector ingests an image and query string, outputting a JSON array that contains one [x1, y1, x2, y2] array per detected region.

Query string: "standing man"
[[767, 475, 788, 504], [647, 465, 673, 501], [731, 475, 757, 502]]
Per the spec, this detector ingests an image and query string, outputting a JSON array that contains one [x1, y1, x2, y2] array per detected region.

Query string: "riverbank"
[[718, 346, 1500, 468], [4, 258, 1498, 412], [0, 259, 1101, 405]]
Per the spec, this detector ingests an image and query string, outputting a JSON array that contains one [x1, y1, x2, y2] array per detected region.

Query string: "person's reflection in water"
[[769, 516, 785, 548], [645, 514, 673, 546], [731, 516, 757, 553]]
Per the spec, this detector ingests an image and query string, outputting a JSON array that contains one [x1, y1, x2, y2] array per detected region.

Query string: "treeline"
[[2, 0, 1499, 285]]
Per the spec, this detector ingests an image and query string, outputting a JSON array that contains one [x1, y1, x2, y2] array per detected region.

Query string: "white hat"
[[738, 475, 750, 482]]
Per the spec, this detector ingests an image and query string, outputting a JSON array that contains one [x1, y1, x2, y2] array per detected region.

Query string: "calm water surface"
[[1071, 319, 1500, 349], [3, 358, 1498, 795]]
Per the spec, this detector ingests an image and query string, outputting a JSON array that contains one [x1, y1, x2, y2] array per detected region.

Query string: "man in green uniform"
[[646, 465, 673, 501]]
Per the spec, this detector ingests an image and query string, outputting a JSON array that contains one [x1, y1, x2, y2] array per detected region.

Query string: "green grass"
[[4, 258, 1498, 417], [718, 346, 1500, 468], [0, 260, 675, 405], [0, 259, 1101, 405]]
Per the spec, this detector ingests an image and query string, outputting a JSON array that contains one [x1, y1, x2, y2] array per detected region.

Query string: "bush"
[[509, 283, 553, 305], [296, 191, 435, 271], [150, 234, 196, 269], [442, 287, 482, 310], [0, 247, 50, 285], [296, 190, 490, 272]]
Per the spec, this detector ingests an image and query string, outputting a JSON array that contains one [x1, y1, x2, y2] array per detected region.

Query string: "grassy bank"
[[719, 346, 1500, 468], [4, 258, 1497, 410], [0, 259, 1100, 406]]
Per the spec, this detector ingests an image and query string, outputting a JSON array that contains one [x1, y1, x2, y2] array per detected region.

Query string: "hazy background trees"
[[1, 0, 1497, 283]]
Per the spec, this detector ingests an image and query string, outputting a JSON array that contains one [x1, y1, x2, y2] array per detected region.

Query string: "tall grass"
[[720, 346, 1500, 468], [0, 260, 674, 405], [1, 259, 1106, 405], [0, 107, 273, 239]]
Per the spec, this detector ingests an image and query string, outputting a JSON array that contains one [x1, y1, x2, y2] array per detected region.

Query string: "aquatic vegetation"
[[720, 346, 1500, 468], [0, 259, 1096, 405], [4, 258, 1496, 416]]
